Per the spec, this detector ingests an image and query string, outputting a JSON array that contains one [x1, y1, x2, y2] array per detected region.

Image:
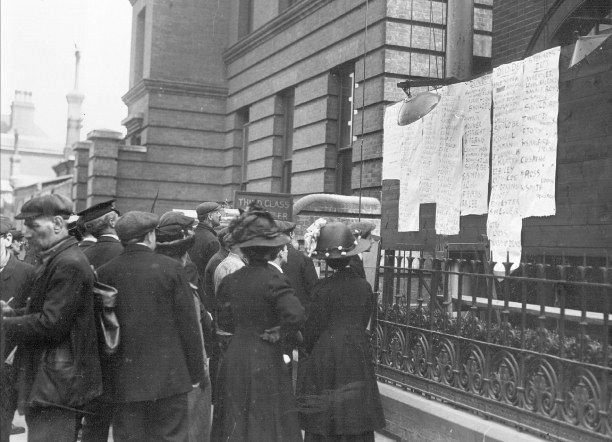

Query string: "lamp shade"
[[397, 91, 441, 126]]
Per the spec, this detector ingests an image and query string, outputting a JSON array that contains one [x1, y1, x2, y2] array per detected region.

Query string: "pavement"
[[9, 412, 396, 441]]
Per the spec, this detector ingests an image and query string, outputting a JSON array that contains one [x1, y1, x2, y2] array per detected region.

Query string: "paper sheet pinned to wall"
[[488, 59, 525, 269], [520, 46, 560, 217], [461, 73, 492, 215], [433, 83, 467, 235], [382, 101, 405, 180], [398, 120, 424, 232]]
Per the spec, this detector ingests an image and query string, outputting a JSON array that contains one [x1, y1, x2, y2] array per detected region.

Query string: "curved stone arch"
[[524, 0, 588, 57]]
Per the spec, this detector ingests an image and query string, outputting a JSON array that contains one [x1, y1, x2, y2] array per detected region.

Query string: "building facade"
[[0, 91, 65, 212], [75, 0, 492, 213]]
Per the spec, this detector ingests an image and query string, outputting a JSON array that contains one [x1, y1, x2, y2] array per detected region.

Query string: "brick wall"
[[492, 0, 545, 67]]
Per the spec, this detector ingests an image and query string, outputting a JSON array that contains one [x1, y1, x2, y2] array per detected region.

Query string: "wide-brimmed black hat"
[[312, 222, 370, 260], [155, 211, 196, 256], [230, 210, 289, 248]]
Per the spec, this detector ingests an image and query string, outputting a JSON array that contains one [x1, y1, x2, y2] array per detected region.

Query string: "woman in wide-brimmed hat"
[[297, 220, 385, 442], [211, 209, 305, 442]]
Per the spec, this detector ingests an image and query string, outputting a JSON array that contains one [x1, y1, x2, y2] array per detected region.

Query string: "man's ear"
[[3, 233, 13, 243], [107, 213, 118, 228], [53, 216, 67, 232]]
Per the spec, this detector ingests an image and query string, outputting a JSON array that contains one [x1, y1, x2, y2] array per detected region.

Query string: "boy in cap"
[[78, 199, 123, 269], [188, 202, 222, 283], [2, 195, 102, 441], [0, 216, 33, 441], [278, 221, 318, 313], [97, 211, 205, 441]]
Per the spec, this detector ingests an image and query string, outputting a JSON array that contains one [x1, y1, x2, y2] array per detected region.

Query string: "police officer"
[[78, 200, 123, 269]]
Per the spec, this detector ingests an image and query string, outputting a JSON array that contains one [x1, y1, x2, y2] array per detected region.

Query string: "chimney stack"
[[10, 90, 36, 134]]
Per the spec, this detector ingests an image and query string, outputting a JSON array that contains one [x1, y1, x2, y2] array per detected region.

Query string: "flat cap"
[[0, 216, 13, 235], [276, 220, 296, 234], [156, 211, 196, 242], [196, 201, 221, 217], [115, 211, 159, 243], [77, 199, 120, 223], [15, 194, 73, 220]]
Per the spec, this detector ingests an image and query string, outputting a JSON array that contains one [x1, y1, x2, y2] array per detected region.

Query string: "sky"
[[1, 0, 132, 144]]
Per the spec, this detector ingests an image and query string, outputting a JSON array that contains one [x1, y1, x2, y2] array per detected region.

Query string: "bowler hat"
[[0, 216, 13, 235], [15, 194, 73, 220], [115, 211, 159, 243], [230, 210, 289, 248], [196, 201, 221, 218], [78, 199, 120, 223], [312, 222, 370, 260]]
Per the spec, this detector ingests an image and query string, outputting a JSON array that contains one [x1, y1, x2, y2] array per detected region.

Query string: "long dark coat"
[[3, 237, 102, 411], [297, 267, 385, 437], [97, 244, 205, 402], [282, 245, 318, 311], [211, 262, 305, 441], [0, 254, 34, 307], [83, 235, 123, 269], [188, 223, 220, 281]]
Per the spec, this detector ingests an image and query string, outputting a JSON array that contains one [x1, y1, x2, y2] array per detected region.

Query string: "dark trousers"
[[0, 363, 18, 442], [113, 393, 189, 442], [25, 407, 78, 442], [81, 398, 115, 442]]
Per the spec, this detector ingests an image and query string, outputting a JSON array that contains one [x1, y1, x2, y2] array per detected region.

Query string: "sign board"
[[233, 191, 293, 221]]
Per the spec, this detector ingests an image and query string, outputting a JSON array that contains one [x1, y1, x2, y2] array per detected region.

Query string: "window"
[[281, 90, 295, 193], [238, 0, 254, 39], [133, 8, 146, 83], [334, 66, 355, 195], [238, 108, 250, 190]]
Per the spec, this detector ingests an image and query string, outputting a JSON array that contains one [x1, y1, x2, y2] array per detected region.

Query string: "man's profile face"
[[209, 209, 223, 227], [24, 216, 60, 251]]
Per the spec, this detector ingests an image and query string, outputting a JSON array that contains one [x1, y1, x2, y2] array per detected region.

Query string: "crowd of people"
[[0, 193, 384, 442]]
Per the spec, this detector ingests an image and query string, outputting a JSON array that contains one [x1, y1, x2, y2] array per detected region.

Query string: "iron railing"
[[371, 249, 611, 441]]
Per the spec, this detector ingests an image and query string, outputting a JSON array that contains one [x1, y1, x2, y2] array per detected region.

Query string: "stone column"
[[86, 130, 122, 206], [72, 141, 91, 212]]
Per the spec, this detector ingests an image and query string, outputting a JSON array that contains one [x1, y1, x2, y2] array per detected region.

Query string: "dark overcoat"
[[3, 237, 102, 411], [188, 223, 220, 281], [97, 244, 205, 403], [83, 235, 123, 269], [282, 245, 318, 311], [349, 255, 367, 279], [0, 254, 34, 307], [211, 262, 305, 441], [297, 266, 385, 436]]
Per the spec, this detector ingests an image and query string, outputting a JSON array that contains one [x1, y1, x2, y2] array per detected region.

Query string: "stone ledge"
[[378, 382, 545, 442]]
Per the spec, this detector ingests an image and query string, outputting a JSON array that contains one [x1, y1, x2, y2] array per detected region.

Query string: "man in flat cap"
[[0, 216, 33, 441], [188, 201, 222, 293], [78, 199, 123, 270], [348, 222, 378, 280], [278, 221, 318, 313], [1, 195, 102, 441], [97, 211, 205, 441]]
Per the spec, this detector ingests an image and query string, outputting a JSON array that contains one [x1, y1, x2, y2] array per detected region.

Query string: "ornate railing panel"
[[372, 251, 611, 441]]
